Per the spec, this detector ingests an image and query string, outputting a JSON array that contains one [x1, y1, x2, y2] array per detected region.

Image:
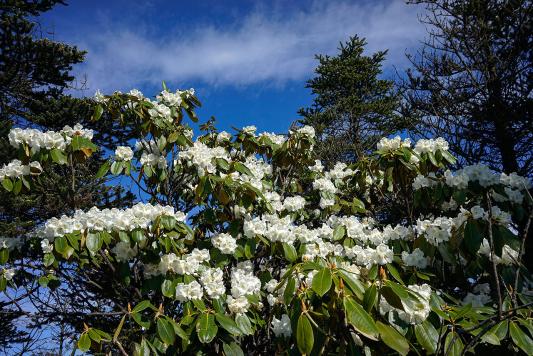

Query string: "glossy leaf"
[[510, 321, 533, 354], [415, 320, 439, 354], [78, 333, 91, 352], [197, 313, 217, 344], [296, 314, 314, 355], [157, 318, 175, 345], [377, 321, 409, 355], [215, 313, 242, 336], [312, 267, 332, 297], [344, 297, 379, 340]]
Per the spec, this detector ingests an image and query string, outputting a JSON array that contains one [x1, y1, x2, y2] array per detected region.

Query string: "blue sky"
[[40, 0, 427, 134]]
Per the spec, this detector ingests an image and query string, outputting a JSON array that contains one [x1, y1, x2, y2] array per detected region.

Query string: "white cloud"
[[75, 0, 426, 92]]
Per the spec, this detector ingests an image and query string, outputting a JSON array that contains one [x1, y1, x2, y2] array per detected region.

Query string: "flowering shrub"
[[1, 87, 532, 355]]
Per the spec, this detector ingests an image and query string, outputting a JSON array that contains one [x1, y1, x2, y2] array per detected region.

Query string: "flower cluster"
[[377, 136, 411, 152], [412, 164, 532, 205], [478, 239, 519, 265], [158, 249, 210, 276], [136, 139, 167, 169], [413, 137, 449, 155], [114, 146, 134, 161], [178, 141, 229, 176], [380, 284, 432, 324], [401, 248, 429, 269], [416, 217, 455, 246], [0, 160, 42, 180], [111, 242, 138, 262], [211, 233, 238, 254], [39, 203, 186, 240], [271, 314, 292, 337], [462, 283, 492, 307], [8, 124, 93, 152]]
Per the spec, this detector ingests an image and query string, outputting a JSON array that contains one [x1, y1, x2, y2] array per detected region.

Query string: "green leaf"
[[427, 151, 438, 167], [414, 320, 439, 354], [338, 269, 365, 299], [216, 158, 230, 171], [43, 253, 54, 267], [157, 318, 176, 345], [333, 225, 346, 240], [161, 279, 176, 298], [444, 332, 463, 356], [344, 297, 379, 340], [2, 178, 13, 192], [50, 148, 67, 164], [168, 131, 179, 143], [132, 300, 153, 314], [282, 243, 298, 262], [0, 249, 9, 264], [377, 321, 410, 355], [510, 321, 533, 354], [463, 220, 483, 254], [88, 329, 103, 342], [363, 284, 378, 312], [12, 179, 22, 195], [110, 161, 124, 175], [480, 331, 500, 345], [235, 313, 253, 335], [234, 162, 252, 176], [351, 197, 366, 213], [95, 161, 111, 179], [386, 264, 404, 285], [78, 333, 91, 352], [168, 319, 188, 340], [490, 320, 508, 340], [113, 315, 126, 342], [215, 313, 242, 336], [134, 337, 151, 356], [118, 231, 129, 243], [222, 342, 244, 356], [367, 265, 378, 280], [441, 150, 456, 164], [0, 276, 6, 292], [131, 312, 151, 329], [380, 285, 404, 310], [93, 104, 104, 121], [312, 267, 332, 297], [283, 276, 296, 305], [296, 314, 314, 355], [54, 236, 68, 254], [197, 313, 218, 343], [131, 229, 145, 243], [86, 232, 102, 252]]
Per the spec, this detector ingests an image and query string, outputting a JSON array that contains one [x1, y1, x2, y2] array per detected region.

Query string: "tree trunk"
[[493, 118, 519, 173]]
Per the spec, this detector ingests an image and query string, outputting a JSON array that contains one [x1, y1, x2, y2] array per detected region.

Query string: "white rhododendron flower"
[[377, 136, 410, 152], [211, 233, 237, 254], [111, 242, 138, 262], [175, 281, 203, 302], [402, 248, 428, 269], [271, 314, 292, 337], [199, 268, 225, 298], [114, 146, 134, 161], [2, 268, 15, 281], [227, 295, 250, 314]]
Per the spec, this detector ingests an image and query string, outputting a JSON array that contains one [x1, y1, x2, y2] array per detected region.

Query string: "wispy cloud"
[[74, 0, 426, 92]]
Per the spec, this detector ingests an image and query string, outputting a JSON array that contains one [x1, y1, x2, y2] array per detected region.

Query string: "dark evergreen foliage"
[[299, 36, 405, 165]]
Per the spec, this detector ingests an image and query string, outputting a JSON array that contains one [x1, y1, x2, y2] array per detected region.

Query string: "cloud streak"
[[75, 1, 426, 92]]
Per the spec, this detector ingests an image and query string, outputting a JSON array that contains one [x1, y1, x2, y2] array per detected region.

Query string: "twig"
[[486, 193, 502, 319], [513, 211, 532, 308], [114, 340, 129, 356]]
